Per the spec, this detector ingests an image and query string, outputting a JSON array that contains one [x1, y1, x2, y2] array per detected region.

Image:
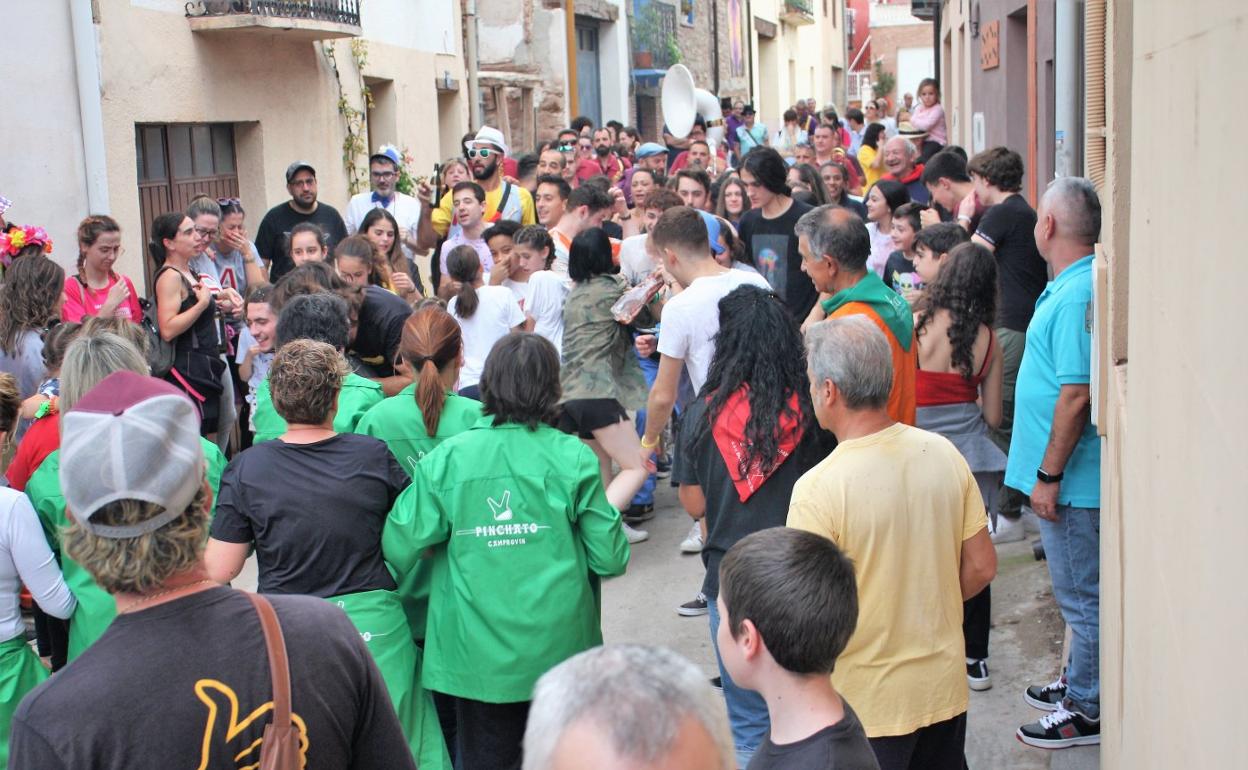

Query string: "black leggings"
[[442, 695, 530, 770], [964, 584, 991, 660]]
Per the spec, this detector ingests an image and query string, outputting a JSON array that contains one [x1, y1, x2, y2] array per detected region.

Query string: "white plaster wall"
[[598, 0, 632, 124], [0, 0, 92, 272]]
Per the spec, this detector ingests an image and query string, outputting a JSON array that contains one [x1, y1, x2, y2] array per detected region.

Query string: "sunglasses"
[[467, 148, 495, 159], [216, 197, 241, 205], [558, 142, 576, 151]]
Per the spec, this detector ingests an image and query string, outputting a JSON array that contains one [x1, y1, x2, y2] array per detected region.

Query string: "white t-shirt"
[[448, 285, 525, 389], [656, 268, 770, 392], [235, 327, 275, 432], [618, 234, 653, 286], [344, 191, 423, 261], [525, 270, 570, 357], [503, 278, 532, 311]]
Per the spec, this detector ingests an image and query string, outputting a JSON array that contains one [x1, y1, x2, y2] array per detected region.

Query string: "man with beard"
[[344, 145, 424, 261], [255, 162, 349, 282], [417, 126, 535, 250], [576, 127, 629, 185]]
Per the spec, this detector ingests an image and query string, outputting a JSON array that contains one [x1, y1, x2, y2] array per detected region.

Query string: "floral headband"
[[0, 225, 53, 260]]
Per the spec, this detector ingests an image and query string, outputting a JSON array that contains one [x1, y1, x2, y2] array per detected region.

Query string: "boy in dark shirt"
[[718, 528, 880, 770]]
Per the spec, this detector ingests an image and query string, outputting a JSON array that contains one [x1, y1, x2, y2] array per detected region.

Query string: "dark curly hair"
[[915, 242, 998, 379], [692, 285, 813, 479]]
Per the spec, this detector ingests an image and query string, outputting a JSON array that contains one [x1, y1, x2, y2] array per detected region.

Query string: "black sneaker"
[[967, 659, 991, 691], [1024, 674, 1067, 711], [709, 676, 723, 692], [622, 502, 655, 524], [655, 454, 672, 479], [677, 592, 708, 617], [1017, 702, 1101, 749]]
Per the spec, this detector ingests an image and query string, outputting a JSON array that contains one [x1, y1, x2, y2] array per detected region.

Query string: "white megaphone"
[[661, 63, 725, 156]]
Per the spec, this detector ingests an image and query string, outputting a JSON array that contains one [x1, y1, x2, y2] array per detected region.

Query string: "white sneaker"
[[990, 514, 1026, 544], [623, 522, 649, 544], [679, 521, 704, 553]]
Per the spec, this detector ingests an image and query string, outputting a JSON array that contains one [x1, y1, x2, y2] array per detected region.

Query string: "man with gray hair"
[[788, 316, 996, 769], [522, 644, 734, 770], [881, 136, 929, 203], [1010, 177, 1103, 750], [796, 206, 916, 424]]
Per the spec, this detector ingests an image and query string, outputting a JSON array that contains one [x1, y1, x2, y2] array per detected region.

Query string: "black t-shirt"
[[676, 396, 835, 599], [974, 194, 1049, 332], [881, 249, 916, 292], [352, 286, 412, 377], [746, 701, 880, 770], [738, 198, 816, 323], [211, 433, 410, 597], [10, 587, 414, 770], [254, 200, 350, 282]]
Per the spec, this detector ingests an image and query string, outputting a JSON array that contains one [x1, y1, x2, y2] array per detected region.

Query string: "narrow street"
[[601, 482, 1101, 770]]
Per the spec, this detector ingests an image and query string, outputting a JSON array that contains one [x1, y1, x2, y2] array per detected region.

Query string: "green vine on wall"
[[322, 40, 374, 195]]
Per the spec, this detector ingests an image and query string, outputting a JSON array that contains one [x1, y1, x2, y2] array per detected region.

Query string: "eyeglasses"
[[195, 226, 219, 239], [558, 142, 576, 152], [467, 148, 495, 159], [371, 171, 396, 180]]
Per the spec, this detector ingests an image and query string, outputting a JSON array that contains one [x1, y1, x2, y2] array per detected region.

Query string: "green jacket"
[[358, 388, 483, 639], [26, 438, 227, 661], [357, 387, 483, 477], [384, 418, 630, 703], [251, 371, 384, 443]]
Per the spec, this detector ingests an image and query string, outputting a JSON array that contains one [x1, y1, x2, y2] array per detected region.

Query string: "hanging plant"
[[322, 40, 374, 195]]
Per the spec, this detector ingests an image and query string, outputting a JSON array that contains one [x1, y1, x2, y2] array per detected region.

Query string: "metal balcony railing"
[[784, 0, 814, 16], [185, 0, 361, 26]]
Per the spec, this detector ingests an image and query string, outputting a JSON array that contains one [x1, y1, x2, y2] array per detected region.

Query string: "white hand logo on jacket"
[[488, 490, 514, 521]]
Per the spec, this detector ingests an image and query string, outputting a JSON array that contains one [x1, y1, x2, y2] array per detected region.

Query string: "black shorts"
[[558, 399, 629, 439]]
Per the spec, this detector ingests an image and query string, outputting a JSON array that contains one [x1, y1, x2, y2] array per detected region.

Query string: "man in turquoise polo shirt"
[[1005, 177, 1103, 750]]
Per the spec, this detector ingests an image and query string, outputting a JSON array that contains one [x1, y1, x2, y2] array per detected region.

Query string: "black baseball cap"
[[285, 162, 316, 184]]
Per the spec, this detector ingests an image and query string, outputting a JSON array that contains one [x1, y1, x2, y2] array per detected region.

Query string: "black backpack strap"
[[496, 182, 513, 219]]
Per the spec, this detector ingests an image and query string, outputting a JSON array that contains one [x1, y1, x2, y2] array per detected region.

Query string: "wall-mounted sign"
[[981, 20, 1000, 70]]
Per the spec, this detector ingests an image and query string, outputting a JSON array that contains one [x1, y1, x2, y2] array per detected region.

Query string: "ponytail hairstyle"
[[334, 235, 390, 288], [400, 306, 463, 436], [76, 215, 121, 284], [446, 245, 482, 319], [148, 212, 187, 267], [512, 225, 555, 270]]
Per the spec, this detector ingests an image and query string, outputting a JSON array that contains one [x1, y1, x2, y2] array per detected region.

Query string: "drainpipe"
[[70, 0, 109, 214], [565, 0, 579, 120], [465, 0, 481, 129], [1054, 0, 1082, 177]]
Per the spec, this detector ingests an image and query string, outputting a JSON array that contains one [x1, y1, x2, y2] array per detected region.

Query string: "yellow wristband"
[[640, 434, 660, 449]]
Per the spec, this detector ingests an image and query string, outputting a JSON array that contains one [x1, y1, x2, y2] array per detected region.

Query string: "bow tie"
[[371, 192, 393, 206]]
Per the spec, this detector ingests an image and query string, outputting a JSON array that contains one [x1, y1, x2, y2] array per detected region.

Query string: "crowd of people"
[[0, 78, 1104, 769]]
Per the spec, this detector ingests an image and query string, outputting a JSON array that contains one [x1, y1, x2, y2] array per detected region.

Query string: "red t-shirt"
[[7, 413, 58, 492]]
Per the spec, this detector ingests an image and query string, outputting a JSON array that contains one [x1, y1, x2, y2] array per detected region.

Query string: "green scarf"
[[820, 272, 914, 352]]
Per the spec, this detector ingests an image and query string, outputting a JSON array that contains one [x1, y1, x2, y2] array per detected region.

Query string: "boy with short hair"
[[912, 222, 971, 286], [237, 283, 276, 437], [717, 527, 879, 770]]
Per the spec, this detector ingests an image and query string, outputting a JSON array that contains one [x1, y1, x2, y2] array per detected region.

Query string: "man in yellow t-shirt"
[[416, 126, 535, 252], [787, 316, 997, 768]]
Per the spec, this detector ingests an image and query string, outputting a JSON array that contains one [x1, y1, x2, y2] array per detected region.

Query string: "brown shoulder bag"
[[246, 592, 303, 770]]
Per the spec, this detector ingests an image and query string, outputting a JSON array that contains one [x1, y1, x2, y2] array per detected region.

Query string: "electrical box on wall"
[[972, 112, 986, 153]]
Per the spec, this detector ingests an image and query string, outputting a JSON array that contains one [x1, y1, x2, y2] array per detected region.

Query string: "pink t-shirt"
[[62, 274, 142, 323], [910, 103, 947, 146]]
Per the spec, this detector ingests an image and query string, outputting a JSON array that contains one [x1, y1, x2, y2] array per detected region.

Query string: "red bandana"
[[710, 387, 805, 502]]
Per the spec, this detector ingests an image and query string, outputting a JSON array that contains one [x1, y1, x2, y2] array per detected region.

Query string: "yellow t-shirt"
[[432, 182, 536, 237], [858, 145, 882, 190], [787, 422, 987, 737]]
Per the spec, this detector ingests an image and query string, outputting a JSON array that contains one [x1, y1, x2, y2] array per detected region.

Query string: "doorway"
[[575, 19, 602, 125]]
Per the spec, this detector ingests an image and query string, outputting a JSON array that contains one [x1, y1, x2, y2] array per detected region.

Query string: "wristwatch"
[[1036, 467, 1064, 484]]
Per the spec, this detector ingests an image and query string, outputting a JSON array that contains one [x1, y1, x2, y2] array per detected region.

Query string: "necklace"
[[116, 578, 216, 615]]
